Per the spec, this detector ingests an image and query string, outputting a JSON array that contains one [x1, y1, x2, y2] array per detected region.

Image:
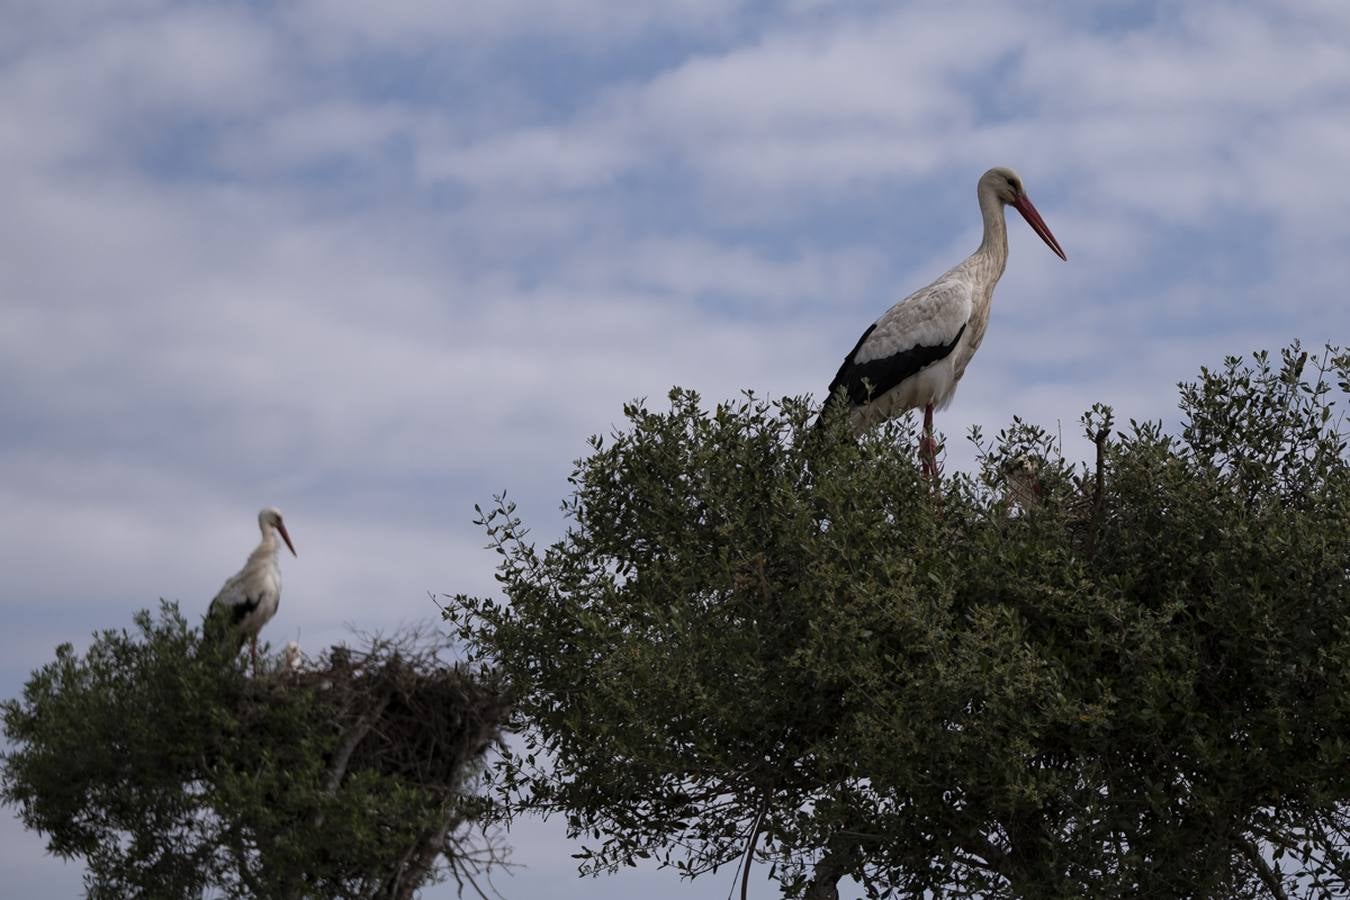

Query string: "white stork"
[[822, 166, 1067, 475], [207, 506, 297, 673]]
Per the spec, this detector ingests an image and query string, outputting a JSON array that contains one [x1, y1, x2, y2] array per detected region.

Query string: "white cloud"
[[1018, 4, 1350, 115], [286, 0, 748, 50], [0, 6, 289, 177], [0, 0, 169, 54], [413, 0, 1350, 234], [418, 125, 642, 190], [1011, 5, 1350, 230], [557, 236, 886, 309], [213, 101, 423, 174], [423, 5, 1039, 193], [6, 6, 284, 118]]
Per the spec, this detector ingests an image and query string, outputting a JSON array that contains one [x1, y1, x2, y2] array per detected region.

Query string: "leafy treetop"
[[3, 607, 509, 900], [447, 344, 1350, 899]]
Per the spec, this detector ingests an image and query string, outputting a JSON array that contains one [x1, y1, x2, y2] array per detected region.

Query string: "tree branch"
[[1086, 425, 1110, 557], [804, 831, 859, 900], [958, 833, 1011, 879], [738, 793, 769, 900], [324, 691, 393, 797], [301, 691, 396, 900], [1237, 836, 1291, 900]]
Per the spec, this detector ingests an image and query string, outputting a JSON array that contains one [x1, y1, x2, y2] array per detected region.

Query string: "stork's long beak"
[[276, 520, 297, 557], [1013, 195, 1067, 261]]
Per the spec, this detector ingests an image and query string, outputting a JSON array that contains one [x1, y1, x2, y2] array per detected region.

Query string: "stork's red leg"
[[920, 403, 939, 478]]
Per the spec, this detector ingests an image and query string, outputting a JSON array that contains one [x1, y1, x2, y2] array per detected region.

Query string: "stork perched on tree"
[[206, 507, 297, 673], [821, 167, 1067, 475]]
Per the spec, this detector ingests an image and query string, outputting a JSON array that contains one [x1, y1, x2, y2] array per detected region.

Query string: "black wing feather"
[[205, 593, 263, 630], [825, 322, 966, 408], [230, 595, 262, 626], [204, 594, 260, 651]]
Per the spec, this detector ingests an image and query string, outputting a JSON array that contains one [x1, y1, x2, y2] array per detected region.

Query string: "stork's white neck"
[[249, 521, 280, 568], [975, 182, 1009, 277]]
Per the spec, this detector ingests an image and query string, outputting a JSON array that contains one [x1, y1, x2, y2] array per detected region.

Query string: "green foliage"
[[2, 605, 508, 899], [446, 344, 1350, 899]]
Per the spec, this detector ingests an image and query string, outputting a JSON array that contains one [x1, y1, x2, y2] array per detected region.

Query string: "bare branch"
[[737, 793, 769, 900], [1238, 836, 1291, 900], [1086, 424, 1110, 557]]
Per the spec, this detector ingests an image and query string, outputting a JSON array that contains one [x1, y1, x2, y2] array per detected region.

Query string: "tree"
[[446, 344, 1350, 899], [2, 605, 510, 899]]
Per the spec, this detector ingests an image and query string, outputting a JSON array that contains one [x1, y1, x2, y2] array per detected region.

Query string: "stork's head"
[[984, 166, 1025, 205], [259, 506, 297, 557], [981, 166, 1068, 261]]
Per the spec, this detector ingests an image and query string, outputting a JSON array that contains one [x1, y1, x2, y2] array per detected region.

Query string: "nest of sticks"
[[237, 626, 512, 898], [251, 625, 509, 794]]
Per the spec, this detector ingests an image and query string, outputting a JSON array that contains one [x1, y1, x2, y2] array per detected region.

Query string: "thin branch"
[[738, 793, 769, 900], [326, 691, 393, 795], [1238, 836, 1291, 900], [1086, 425, 1110, 557], [804, 831, 859, 900], [304, 687, 396, 873], [958, 833, 1012, 880], [449, 855, 493, 900]]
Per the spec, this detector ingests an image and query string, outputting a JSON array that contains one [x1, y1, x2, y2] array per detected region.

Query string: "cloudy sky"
[[3, 1, 1349, 896]]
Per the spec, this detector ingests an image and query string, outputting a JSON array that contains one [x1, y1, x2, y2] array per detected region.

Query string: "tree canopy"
[[2, 606, 509, 899], [446, 344, 1350, 899]]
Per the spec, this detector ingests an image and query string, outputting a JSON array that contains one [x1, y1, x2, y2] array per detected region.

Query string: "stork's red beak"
[[1013, 195, 1067, 261], [277, 520, 297, 557]]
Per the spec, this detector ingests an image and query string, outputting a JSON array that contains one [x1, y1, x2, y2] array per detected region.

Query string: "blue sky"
[[3, 1, 1349, 896]]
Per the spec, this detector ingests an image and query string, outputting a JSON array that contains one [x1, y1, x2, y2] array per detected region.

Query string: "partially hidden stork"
[[821, 167, 1067, 475], [207, 506, 297, 673]]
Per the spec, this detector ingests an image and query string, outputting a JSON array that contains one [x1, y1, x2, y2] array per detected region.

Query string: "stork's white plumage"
[[823, 166, 1067, 475], [207, 506, 297, 672]]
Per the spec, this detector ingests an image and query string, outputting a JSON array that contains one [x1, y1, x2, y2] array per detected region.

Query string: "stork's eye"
[[1006, 178, 1019, 192]]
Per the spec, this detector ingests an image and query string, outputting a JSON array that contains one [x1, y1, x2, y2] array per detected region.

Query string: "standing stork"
[[207, 506, 297, 673], [821, 167, 1067, 475]]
